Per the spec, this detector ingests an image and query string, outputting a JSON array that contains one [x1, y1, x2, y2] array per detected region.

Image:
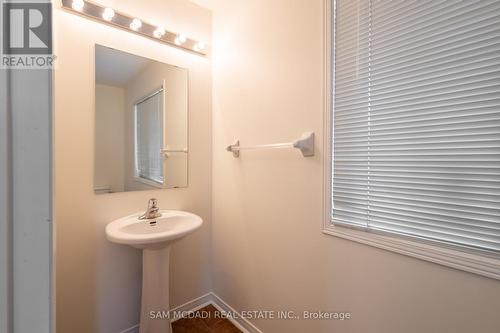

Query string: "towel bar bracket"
[[228, 140, 241, 157]]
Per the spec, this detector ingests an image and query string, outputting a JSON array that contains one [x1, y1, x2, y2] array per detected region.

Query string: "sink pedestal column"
[[139, 246, 172, 333]]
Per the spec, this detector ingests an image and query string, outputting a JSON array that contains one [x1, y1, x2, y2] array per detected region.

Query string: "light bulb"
[[130, 18, 142, 31], [153, 26, 166, 38], [194, 41, 205, 52], [175, 33, 187, 45], [71, 0, 84, 11], [102, 7, 115, 21]]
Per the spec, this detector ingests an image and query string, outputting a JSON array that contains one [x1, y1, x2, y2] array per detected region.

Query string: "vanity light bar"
[[61, 0, 207, 55]]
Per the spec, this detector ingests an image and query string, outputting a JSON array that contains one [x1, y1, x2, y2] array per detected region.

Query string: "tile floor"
[[172, 304, 242, 333]]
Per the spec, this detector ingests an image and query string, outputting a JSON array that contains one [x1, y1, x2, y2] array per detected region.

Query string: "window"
[[134, 89, 164, 185], [327, 0, 500, 276]]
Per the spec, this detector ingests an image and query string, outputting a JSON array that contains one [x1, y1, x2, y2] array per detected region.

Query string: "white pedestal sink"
[[105, 210, 203, 333]]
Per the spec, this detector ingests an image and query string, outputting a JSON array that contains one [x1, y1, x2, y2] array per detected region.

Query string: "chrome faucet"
[[139, 198, 162, 220]]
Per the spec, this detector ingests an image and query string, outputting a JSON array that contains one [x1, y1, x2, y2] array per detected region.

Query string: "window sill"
[[134, 176, 165, 189], [323, 223, 500, 280]]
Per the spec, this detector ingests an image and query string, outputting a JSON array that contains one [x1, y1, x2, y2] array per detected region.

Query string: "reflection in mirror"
[[94, 45, 188, 194]]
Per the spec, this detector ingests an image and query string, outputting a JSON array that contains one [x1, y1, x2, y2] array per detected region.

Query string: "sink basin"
[[105, 210, 202, 249], [105, 209, 202, 333]]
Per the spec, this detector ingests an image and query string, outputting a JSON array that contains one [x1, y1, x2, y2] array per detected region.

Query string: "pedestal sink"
[[105, 210, 203, 333]]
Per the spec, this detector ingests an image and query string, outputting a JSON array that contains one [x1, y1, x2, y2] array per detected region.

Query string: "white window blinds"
[[135, 90, 164, 184], [332, 0, 500, 251]]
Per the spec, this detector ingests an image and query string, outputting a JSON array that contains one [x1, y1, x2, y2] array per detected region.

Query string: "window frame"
[[322, 0, 500, 280], [133, 86, 167, 188]]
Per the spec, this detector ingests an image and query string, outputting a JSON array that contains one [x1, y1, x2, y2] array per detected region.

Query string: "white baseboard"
[[118, 292, 263, 333], [209, 293, 263, 333], [169, 292, 214, 322], [117, 324, 139, 333], [168, 292, 263, 333]]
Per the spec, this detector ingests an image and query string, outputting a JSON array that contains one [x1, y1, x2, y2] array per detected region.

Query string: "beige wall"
[[95, 84, 125, 193], [55, 0, 500, 332], [54, 1, 212, 332], [210, 1, 500, 333]]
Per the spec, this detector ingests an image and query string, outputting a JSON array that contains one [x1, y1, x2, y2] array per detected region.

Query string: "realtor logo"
[[1, 1, 54, 68]]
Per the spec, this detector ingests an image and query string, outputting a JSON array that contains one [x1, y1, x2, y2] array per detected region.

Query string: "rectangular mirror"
[[94, 45, 188, 194]]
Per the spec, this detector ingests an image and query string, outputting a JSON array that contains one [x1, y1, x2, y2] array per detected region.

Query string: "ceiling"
[[95, 45, 151, 87]]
